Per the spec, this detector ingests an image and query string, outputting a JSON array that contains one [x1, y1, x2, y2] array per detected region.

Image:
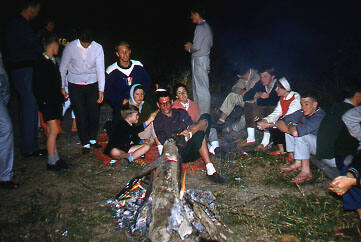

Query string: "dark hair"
[[121, 104, 139, 120], [20, 0, 40, 10], [260, 67, 276, 76], [157, 91, 171, 102], [173, 83, 188, 98], [41, 32, 58, 50], [342, 83, 361, 99], [78, 29, 93, 43], [190, 6, 206, 19], [42, 18, 54, 27], [300, 90, 319, 103], [133, 85, 144, 94], [115, 41, 130, 51]]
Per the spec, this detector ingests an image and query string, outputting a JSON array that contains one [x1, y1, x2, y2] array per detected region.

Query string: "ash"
[[106, 187, 223, 240]]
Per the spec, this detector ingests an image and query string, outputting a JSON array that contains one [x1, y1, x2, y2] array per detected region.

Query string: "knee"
[[143, 144, 151, 151], [110, 148, 120, 159]]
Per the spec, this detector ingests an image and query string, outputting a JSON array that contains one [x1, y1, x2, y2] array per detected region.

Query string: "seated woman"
[[33, 33, 67, 171], [257, 78, 301, 154], [128, 84, 162, 153], [172, 83, 220, 155], [104, 104, 156, 163]]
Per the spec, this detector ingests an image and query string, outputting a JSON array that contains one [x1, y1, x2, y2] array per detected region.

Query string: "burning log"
[[148, 138, 181, 241]]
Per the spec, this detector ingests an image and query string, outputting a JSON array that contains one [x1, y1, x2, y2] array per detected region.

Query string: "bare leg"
[[72, 118, 77, 132], [129, 144, 150, 160], [292, 159, 312, 182], [218, 112, 228, 123], [198, 138, 212, 165], [277, 144, 285, 153], [46, 120, 59, 157], [110, 148, 130, 160]]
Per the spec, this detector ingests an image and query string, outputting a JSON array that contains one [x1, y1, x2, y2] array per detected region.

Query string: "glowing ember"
[[179, 171, 187, 200]]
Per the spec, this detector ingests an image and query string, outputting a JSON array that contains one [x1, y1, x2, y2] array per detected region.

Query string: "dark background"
[[1, 0, 361, 104]]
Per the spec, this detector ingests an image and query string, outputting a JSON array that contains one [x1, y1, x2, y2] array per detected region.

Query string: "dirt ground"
[[1, 104, 360, 241]]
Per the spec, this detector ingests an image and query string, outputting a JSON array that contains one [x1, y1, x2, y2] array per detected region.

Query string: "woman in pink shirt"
[[172, 83, 220, 155]]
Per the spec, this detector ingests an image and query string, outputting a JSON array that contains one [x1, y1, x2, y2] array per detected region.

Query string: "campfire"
[[106, 139, 233, 241]]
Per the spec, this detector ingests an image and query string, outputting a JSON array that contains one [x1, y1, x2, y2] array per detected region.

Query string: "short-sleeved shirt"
[[153, 109, 193, 144]]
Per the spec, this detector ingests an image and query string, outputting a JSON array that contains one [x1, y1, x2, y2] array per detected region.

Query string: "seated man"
[[172, 83, 220, 155], [239, 67, 279, 150], [316, 84, 361, 170], [104, 104, 156, 163], [154, 91, 225, 183], [276, 93, 325, 183], [105, 41, 152, 128], [217, 68, 260, 127]]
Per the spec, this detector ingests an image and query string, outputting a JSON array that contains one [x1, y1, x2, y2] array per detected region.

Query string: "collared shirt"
[[60, 39, 105, 91], [172, 99, 201, 123], [153, 109, 193, 144], [76, 40, 91, 59]]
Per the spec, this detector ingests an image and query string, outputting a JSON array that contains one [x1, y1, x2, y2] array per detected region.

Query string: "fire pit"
[[105, 139, 233, 241]]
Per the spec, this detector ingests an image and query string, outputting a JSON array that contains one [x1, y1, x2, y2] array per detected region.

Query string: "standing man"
[[184, 6, 213, 115], [60, 29, 105, 154], [5, 0, 46, 157], [104, 41, 152, 128]]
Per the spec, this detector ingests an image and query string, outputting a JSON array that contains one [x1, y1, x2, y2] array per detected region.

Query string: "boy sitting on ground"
[[104, 104, 156, 163]]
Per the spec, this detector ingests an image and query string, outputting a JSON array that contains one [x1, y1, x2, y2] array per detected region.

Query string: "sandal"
[[291, 173, 312, 183], [280, 163, 301, 172], [269, 151, 287, 156], [0, 181, 19, 189]]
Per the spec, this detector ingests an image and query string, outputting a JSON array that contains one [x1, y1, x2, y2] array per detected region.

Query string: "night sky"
[[1, 0, 361, 87]]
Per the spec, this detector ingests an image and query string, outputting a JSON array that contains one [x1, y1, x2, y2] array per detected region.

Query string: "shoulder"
[[131, 60, 143, 67], [106, 62, 119, 75], [91, 41, 103, 49]]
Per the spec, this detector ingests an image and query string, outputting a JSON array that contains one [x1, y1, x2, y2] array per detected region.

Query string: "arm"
[[189, 26, 204, 53], [60, 44, 71, 89], [153, 117, 167, 145], [96, 46, 105, 92], [243, 82, 259, 101], [296, 110, 325, 137], [342, 106, 361, 142], [264, 101, 281, 124], [275, 120, 298, 136]]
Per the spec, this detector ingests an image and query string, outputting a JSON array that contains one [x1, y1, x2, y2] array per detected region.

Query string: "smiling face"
[[260, 72, 275, 86], [157, 96, 172, 116], [301, 97, 318, 116], [133, 88, 144, 104], [176, 86, 188, 103], [116, 45, 131, 64]]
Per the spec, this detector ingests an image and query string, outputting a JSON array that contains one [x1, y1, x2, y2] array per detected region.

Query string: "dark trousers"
[[244, 103, 275, 128], [69, 83, 100, 146], [10, 68, 39, 154], [270, 128, 286, 146]]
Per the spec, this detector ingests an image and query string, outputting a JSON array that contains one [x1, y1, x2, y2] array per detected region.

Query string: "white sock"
[[83, 144, 90, 149], [89, 140, 97, 145], [211, 141, 220, 149], [206, 163, 216, 176], [246, 128, 255, 143], [261, 132, 271, 147]]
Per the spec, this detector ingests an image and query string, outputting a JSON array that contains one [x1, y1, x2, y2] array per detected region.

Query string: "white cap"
[[278, 77, 291, 91]]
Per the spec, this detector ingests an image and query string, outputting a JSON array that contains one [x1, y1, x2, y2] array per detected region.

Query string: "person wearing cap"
[[275, 92, 325, 183], [238, 67, 278, 149], [257, 78, 301, 155]]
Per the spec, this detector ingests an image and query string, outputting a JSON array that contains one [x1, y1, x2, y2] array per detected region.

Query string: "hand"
[[288, 124, 298, 137], [184, 42, 192, 52], [257, 120, 270, 130], [259, 92, 269, 99], [123, 99, 129, 105], [61, 88, 69, 99], [329, 176, 357, 196], [178, 129, 191, 140], [97, 91, 104, 104]]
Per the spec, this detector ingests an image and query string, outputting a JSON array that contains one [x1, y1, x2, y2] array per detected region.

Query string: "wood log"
[[148, 138, 181, 242]]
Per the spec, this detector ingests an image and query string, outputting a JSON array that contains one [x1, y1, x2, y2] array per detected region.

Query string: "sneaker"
[[47, 159, 68, 171], [208, 172, 226, 184]]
